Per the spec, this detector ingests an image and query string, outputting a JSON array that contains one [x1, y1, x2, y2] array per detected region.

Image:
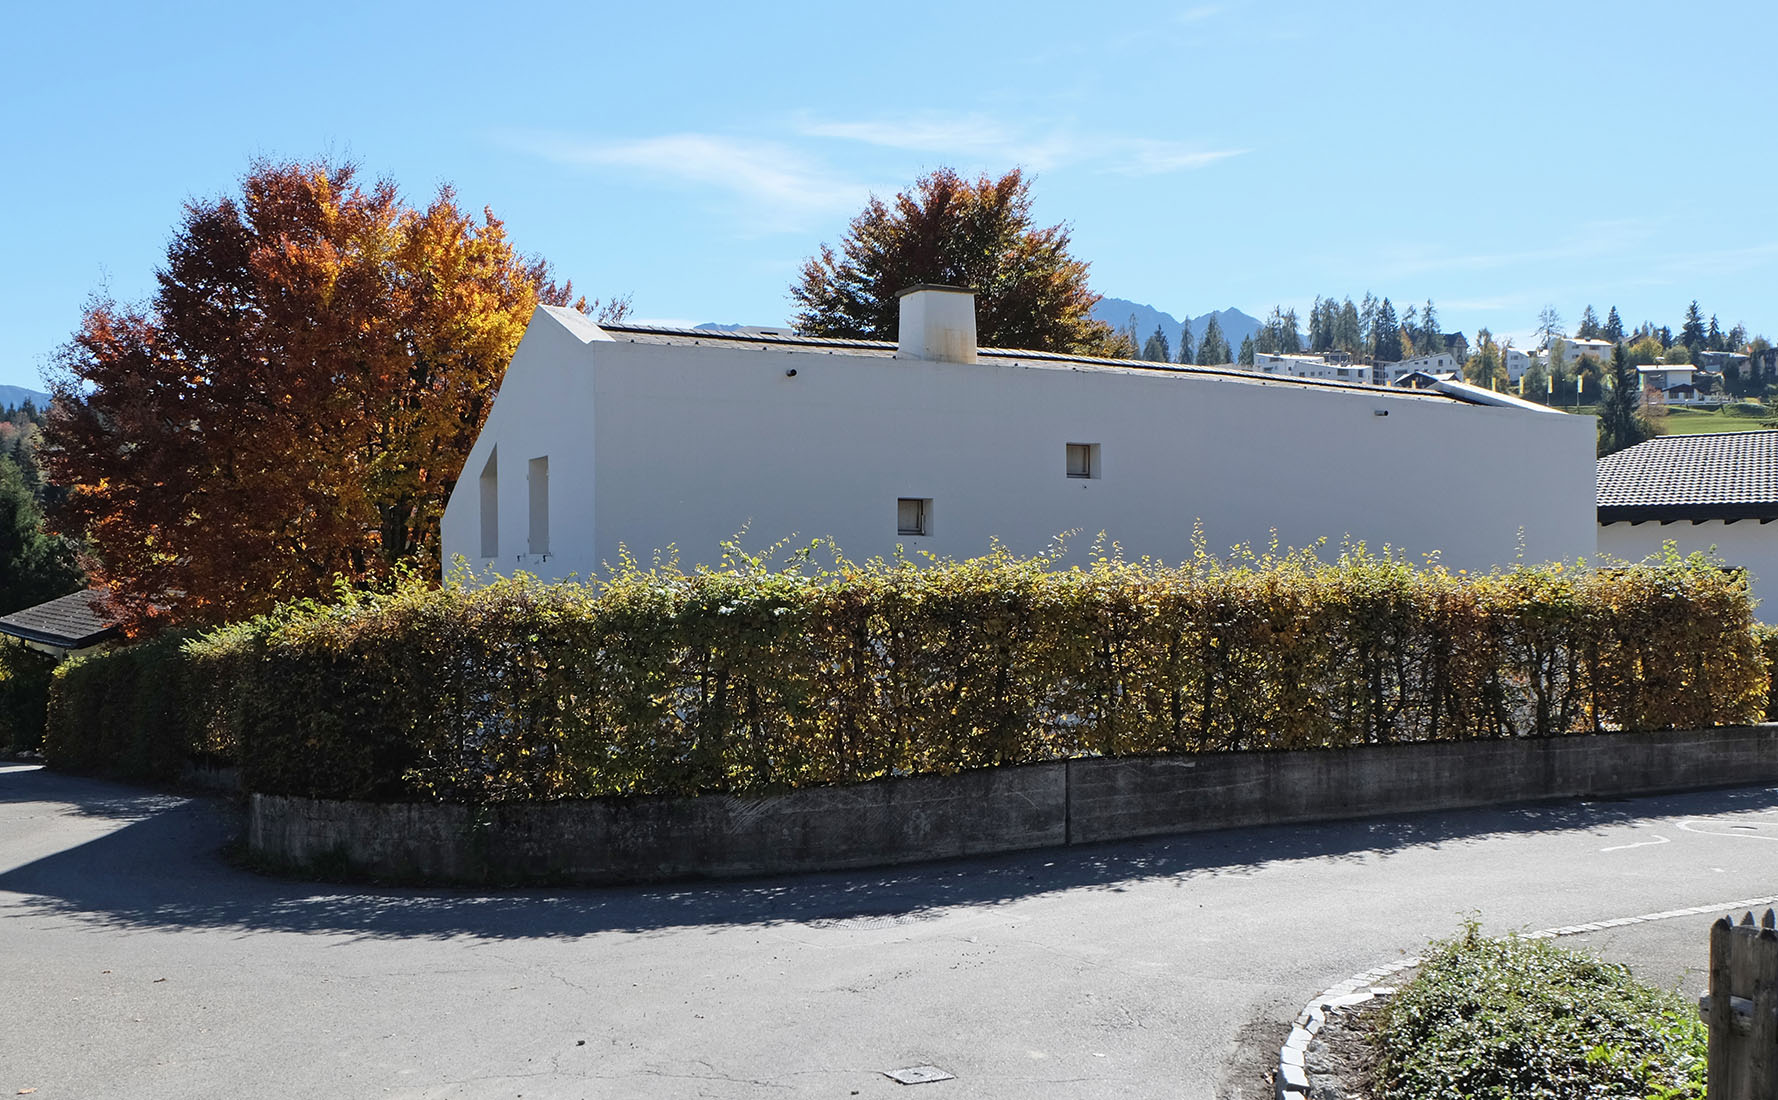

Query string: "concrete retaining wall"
[[249, 725, 1778, 884]]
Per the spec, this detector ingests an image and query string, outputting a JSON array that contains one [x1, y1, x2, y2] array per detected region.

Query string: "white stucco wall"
[[1597, 520, 1778, 621], [444, 309, 1599, 582]]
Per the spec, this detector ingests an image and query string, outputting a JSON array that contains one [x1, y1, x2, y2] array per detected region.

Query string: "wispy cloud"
[[507, 132, 872, 232], [1177, 4, 1223, 23], [796, 112, 1246, 177]]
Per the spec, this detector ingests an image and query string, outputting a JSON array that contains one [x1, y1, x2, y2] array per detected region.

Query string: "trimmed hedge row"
[[0, 643, 57, 754], [44, 548, 1773, 800]]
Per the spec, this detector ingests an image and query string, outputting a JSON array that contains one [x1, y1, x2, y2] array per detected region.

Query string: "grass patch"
[[1661, 405, 1777, 434], [1375, 922, 1706, 1099]]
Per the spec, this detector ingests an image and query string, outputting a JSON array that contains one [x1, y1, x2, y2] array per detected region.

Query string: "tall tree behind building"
[[791, 168, 1116, 355]]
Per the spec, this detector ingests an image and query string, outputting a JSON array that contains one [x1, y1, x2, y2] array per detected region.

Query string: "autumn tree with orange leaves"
[[790, 168, 1118, 356], [44, 159, 624, 630]]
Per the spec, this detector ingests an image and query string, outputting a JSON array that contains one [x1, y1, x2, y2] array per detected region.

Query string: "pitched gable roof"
[[1597, 431, 1778, 522]]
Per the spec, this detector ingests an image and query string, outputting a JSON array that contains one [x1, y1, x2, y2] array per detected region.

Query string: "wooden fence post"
[[1705, 909, 1778, 1099]]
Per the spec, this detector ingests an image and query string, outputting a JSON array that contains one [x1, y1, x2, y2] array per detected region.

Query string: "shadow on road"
[[4, 765, 1775, 943]]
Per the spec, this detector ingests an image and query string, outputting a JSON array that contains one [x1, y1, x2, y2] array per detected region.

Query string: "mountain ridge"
[[1090, 298, 1262, 360]]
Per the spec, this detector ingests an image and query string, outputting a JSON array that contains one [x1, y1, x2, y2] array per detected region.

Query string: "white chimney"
[[896, 285, 977, 364]]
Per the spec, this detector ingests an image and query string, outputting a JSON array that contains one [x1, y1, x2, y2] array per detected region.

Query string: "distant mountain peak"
[[1090, 297, 1261, 358]]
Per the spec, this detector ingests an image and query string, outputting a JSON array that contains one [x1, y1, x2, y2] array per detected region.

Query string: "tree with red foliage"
[[44, 159, 624, 630], [790, 168, 1117, 355]]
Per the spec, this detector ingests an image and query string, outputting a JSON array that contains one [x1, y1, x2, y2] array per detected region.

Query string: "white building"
[[441, 287, 1597, 581], [1637, 364, 1695, 393], [1381, 353, 1463, 385], [1250, 352, 1373, 385], [1552, 337, 1617, 364], [1502, 347, 1532, 383], [1596, 433, 1778, 620]]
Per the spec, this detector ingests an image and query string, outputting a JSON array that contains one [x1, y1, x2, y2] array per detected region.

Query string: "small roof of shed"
[[0, 589, 122, 650], [1597, 431, 1778, 523]]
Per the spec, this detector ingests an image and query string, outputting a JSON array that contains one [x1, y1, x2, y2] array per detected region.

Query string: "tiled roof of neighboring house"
[[0, 589, 122, 650], [597, 324, 1482, 404], [1596, 431, 1778, 522]]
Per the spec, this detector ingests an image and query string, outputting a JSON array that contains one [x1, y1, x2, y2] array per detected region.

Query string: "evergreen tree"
[[1197, 316, 1230, 365], [1334, 299, 1362, 356], [1597, 344, 1653, 457], [1373, 298, 1402, 361], [1728, 323, 1748, 351], [1141, 325, 1171, 363], [0, 457, 82, 616], [1256, 309, 1280, 355], [1236, 335, 1255, 366], [1577, 305, 1601, 339], [1680, 301, 1707, 352], [1421, 299, 1439, 348], [1401, 304, 1419, 356], [1465, 328, 1501, 389], [1359, 292, 1378, 353], [1603, 306, 1624, 344], [1176, 318, 1195, 365], [1280, 307, 1301, 354], [1707, 315, 1724, 352], [1308, 296, 1332, 353]]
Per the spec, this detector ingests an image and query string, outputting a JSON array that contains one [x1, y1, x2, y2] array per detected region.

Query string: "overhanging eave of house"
[[1598, 503, 1778, 525]]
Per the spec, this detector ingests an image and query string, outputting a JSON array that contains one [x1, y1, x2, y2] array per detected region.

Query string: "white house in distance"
[[1250, 352, 1373, 385], [1596, 432, 1778, 620], [1381, 352, 1463, 385], [441, 287, 1597, 581]]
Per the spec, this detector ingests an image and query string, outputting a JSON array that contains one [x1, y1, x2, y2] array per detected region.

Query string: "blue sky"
[[4, 0, 1773, 390]]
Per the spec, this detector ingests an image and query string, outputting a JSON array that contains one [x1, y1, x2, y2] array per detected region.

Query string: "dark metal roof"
[[597, 323, 1463, 401], [0, 590, 122, 649], [1597, 431, 1778, 523]]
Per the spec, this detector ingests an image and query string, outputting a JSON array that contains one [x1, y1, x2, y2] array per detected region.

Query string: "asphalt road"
[[3, 763, 1774, 1099]]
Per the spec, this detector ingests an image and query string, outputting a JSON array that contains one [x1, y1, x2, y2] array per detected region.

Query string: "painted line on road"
[[1277, 892, 1778, 1097], [1677, 818, 1778, 842], [1601, 832, 1670, 852]]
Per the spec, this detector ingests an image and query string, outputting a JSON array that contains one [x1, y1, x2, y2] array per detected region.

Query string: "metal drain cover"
[[884, 1065, 955, 1085]]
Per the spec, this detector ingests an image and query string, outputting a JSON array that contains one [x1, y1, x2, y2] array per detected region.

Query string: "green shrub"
[[43, 633, 221, 782], [0, 644, 57, 753], [44, 547, 1771, 800], [1759, 624, 1778, 722], [1725, 401, 1769, 418], [1376, 923, 1705, 1099]]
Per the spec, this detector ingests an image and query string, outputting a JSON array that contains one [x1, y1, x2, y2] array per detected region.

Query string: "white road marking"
[[1678, 817, 1778, 842], [1601, 833, 1670, 852]]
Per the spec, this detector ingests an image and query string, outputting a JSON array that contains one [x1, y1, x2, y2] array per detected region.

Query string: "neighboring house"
[[1638, 364, 1695, 393], [1502, 347, 1532, 383], [1381, 353, 1462, 385], [1696, 350, 1749, 373], [1596, 432, 1778, 620], [1250, 352, 1372, 385], [0, 590, 122, 659], [441, 287, 1597, 582]]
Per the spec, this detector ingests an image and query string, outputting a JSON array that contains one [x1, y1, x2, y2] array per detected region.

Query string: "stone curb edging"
[[1275, 892, 1778, 1098]]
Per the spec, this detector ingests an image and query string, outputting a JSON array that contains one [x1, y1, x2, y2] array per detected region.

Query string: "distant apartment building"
[[1503, 347, 1532, 383], [1695, 349, 1749, 373], [1551, 337, 1616, 364], [1250, 352, 1373, 385]]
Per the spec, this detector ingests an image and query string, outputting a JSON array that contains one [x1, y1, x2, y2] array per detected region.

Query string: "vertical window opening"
[[1066, 443, 1100, 479], [479, 448, 498, 557], [528, 456, 549, 556]]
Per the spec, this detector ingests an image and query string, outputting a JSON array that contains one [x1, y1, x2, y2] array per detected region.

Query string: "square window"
[[897, 497, 931, 536], [1066, 442, 1099, 479]]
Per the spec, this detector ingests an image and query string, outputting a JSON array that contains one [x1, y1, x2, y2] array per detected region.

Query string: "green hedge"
[[44, 548, 1772, 801], [1761, 624, 1778, 722], [41, 633, 221, 782], [0, 643, 57, 753]]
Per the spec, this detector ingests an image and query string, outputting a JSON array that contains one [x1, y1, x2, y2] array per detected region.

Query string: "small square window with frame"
[[1066, 442, 1099, 479], [897, 497, 931, 536]]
